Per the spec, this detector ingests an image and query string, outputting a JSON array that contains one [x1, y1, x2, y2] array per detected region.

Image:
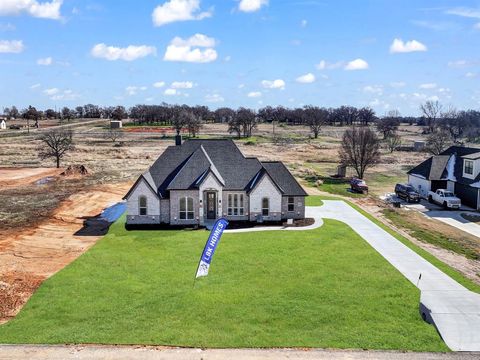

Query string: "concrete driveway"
[[402, 199, 480, 238], [315, 201, 480, 352]]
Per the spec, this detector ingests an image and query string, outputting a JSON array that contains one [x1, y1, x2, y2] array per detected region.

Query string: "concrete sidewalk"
[[315, 201, 480, 352], [0, 345, 478, 360]]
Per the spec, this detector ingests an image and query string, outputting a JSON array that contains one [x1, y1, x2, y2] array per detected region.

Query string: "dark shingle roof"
[[261, 161, 308, 196], [408, 146, 480, 185], [140, 139, 305, 197]]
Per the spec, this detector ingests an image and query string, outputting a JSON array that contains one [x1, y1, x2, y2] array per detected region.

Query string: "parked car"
[[395, 183, 420, 203], [350, 178, 368, 194], [428, 189, 461, 209]]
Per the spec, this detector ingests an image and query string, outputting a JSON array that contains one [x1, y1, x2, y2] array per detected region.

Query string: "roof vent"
[[175, 134, 182, 146]]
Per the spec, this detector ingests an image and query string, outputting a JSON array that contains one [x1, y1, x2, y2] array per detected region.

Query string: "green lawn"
[[0, 214, 448, 351]]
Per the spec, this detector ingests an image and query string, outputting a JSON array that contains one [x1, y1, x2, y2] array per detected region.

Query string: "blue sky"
[[0, 0, 479, 115]]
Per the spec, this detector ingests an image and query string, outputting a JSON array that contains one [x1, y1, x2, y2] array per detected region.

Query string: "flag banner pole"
[[194, 218, 229, 282]]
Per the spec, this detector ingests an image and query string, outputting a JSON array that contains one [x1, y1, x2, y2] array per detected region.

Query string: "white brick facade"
[[126, 178, 160, 224]]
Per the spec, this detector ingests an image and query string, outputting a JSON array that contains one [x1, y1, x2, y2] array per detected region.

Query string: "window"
[[262, 197, 269, 216], [464, 160, 474, 176], [227, 193, 244, 216], [139, 196, 147, 216], [179, 197, 194, 220], [288, 197, 295, 212]]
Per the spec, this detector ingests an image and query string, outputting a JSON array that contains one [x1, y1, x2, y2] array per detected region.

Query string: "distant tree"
[[358, 107, 376, 126], [376, 116, 400, 139], [103, 128, 123, 143], [335, 106, 359, 126], [258, 106, 287, 135], [38, 129, 74, 168], [227, 114, 242, 138], [111, 106, 127, 121], [236, 107, 257, 138], [45, 109, 57, 119], [385, 133, 402, 153], [9, 106, 19, 120], [21, 105, 40, 133], [339, 126, 381, 179], [420, 100, 442, 133], [214, 107, 236, 123], [426, 129, 452, 155], [303, 105, 328, 138], [75, 106, 84, 119], [172, 110, 190, 135], [61, 107, 74, 122], [438, 107, 468, 143]]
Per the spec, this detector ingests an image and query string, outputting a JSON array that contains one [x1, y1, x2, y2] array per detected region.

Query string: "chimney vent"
[[175, 134, 182, 146]]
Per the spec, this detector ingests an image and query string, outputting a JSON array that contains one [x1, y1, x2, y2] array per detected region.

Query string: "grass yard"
[[0, 214, 448, 351]]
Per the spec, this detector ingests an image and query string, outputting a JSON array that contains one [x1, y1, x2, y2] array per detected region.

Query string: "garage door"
[[454, 183, 478, 209]]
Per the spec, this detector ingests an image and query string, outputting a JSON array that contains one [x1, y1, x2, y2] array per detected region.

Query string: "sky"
[[0, 0, 480, 116]]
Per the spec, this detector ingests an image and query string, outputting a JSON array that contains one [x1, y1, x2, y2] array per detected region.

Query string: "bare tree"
[[339, 126, 381, 179], [103, 128, 123, 143], [385, 133, 402, 153], [38, 130, 74, 168], [375, 116, 400, 139], [303, 106, 328, 138], [420, 101, 442, 133], [426, 129, 452, 155]]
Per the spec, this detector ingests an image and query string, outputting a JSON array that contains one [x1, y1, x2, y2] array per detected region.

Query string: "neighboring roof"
[[462, 152, 480, 160], [261, 161, 308, 196], [408, 145, 480, 185]]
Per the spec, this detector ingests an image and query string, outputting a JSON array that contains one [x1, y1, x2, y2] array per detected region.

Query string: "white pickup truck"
[[428, 189, 462, 209]]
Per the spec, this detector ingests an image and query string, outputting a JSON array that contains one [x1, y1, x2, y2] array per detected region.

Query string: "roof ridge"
[[199, 145, 225, 185]]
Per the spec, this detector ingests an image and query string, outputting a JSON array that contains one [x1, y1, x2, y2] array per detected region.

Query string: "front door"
[[206, 192, 216, 219]]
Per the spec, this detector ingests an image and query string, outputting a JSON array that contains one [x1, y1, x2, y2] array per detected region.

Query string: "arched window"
[[179, 196, 194, 220], [262, 197, 269, 216], [139, 196, 147, 216]]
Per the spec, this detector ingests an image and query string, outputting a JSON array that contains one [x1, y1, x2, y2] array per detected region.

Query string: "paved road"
[[315, 201, 480, 352], [0, 345, 478, 360]]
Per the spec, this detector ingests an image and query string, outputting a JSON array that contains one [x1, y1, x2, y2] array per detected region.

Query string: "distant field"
[[0, 214, 447, 351]]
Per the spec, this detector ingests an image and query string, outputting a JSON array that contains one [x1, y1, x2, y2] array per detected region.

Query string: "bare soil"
[[0, 182, 131, 324], [0, 167, 64, 188]]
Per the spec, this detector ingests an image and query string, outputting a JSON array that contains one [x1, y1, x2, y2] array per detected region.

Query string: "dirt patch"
[[61, 164, 89, 176], [0, 167, 64, 188], [0, 182, 131, 324]]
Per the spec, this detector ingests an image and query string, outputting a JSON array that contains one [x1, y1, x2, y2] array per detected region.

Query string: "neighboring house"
[[407, 145, 480, 209], [0, 119, 6, 130], [124, 137, 307, 227]]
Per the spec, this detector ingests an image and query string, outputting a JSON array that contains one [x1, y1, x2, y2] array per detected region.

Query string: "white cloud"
[[30, 83, 41, 89], [363, 85, 383, 95], [37, 56, 52, 65], [301, 19, 307, 27], [238, 0, 268, 13], [419, 83, 437, 89], [91, 43, 156, 61], [390, 38, 427, 53], [261, 79, 285, 89], [0, 40, 24, 53], [0, 23, 16, 31], [247, 91, 262, 98], [0, 0, 63, 20], [316, 59, 343, 70], [51, 89, 79, 101], [43, 87, 59, 96], [296, 73, 315, 83], [238, 83, 245, 89], [125, 86, 147, 96], [205, 93, 224, 103], [152, 0, 212, 27], [171, 81, 194, 89], [344, 58, 369, 70], [475, 22, 480, 30], [164, 33, 217, 63], [466, 72, 478, 78], [445, 7, 480, 19], [390, 81, 406, 88], [153, 81, 166, 88], [164, 88, 178, 96]]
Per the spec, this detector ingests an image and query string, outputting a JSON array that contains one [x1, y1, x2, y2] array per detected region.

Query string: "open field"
[[0, 214, 448, 351]]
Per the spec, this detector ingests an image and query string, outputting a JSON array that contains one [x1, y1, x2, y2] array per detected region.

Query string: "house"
[[0, 119, 6, 130], [407, 145, 480, 209], [124, 137, 307, 227]]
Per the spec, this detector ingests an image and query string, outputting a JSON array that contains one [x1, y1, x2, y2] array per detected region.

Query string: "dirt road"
[[0, 168, 64, 188], [0, 182, 131, 324], [0, 345, 477, 360]]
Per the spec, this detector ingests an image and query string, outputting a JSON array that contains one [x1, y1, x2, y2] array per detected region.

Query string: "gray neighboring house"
[[407, 145, 480, 209], [124, 137, 307, 227]]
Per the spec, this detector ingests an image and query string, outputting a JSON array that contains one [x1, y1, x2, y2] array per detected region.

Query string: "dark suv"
[[395, 183, 420, 203]]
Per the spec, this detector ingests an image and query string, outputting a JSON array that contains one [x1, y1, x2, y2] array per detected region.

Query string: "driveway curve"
[[314, 200, 480, 352]]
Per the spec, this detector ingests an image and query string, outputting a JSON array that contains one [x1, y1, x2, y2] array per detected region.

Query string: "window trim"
[[138, 195, 147, 216], [179, 196, 194, 220], [262, 197, 269, 217], [287, 196, 295, 212], [227, 193, 244, 216], [464, 159, 474, 177]]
